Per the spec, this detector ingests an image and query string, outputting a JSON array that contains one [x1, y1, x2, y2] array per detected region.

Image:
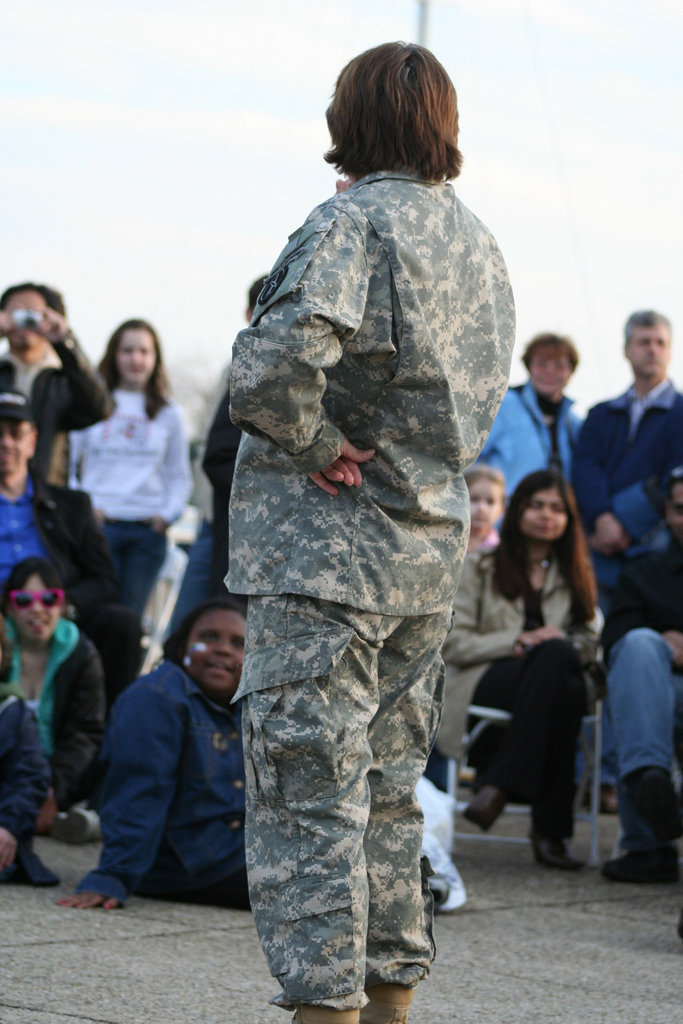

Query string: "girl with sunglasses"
[[1, 557, 105, 839]]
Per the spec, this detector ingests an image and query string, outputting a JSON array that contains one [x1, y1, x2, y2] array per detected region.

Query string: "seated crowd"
[[452, 311, 682, 885], [0, 281, 680, 928], [0, 278, 251, 907]]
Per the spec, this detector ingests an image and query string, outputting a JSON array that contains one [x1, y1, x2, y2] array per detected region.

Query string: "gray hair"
[[624, 310, 672, 344]]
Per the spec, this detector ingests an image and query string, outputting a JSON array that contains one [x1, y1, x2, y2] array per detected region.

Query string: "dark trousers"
[[138, 864, 250, 910], [469, 638, 586, 839], [80, 604, 142, 711]]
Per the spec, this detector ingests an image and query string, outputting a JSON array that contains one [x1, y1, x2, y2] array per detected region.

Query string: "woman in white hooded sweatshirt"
[[70, 319, 191, 621]]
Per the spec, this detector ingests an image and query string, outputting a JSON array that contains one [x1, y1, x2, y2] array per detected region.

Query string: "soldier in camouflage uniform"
[[228, 42, 515, 1024]]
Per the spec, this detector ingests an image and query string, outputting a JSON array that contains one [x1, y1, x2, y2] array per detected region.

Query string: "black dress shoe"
[[463, 785, 506, 830], [601, 846, 679, 883], [633, 767, 683, 842], [530, 830, 584, 870]]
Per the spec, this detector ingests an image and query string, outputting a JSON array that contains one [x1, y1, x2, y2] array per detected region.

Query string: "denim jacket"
[[0, 696, 58, 885], [77, 661, 245, 904]]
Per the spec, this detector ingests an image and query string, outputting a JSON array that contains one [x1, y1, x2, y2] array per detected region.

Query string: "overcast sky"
[[2, 0, 682, 429]]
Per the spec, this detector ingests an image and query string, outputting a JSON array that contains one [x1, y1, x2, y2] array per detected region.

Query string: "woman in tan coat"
[[440, 469, 599, 869]]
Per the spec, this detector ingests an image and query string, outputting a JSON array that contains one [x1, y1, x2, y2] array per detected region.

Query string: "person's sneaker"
[[633, 767, 683, 841], [421, 833, 467, 913], [51, 807, 102, 844], [601, 846, 679, 883]]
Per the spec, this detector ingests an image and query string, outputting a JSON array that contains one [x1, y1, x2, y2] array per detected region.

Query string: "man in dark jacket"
[[202, 379, 243, 598], [0, 390, 140, 707], [601, 469, 683, 883], [0, 281, 112, 484], [573, 310, 683, 604]]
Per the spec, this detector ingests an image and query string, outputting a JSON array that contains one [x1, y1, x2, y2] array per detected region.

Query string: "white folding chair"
[[139, 542, 189, 675]]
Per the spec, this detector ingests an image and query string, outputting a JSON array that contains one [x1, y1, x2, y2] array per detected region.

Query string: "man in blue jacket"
[[573, 311, 683, 605]]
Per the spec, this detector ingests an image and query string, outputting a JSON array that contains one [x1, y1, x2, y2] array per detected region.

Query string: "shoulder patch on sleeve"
[[252, 218, 334, 321]]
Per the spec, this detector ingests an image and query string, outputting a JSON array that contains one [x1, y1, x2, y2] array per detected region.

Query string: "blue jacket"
[[572, 382, 683, 588], [77, 661, 245, 905], [477, 381, 583, 494], [0, 696, 58, 885]]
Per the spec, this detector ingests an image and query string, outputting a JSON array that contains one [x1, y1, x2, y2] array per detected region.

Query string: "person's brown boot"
[[359, 984, 414, 1023], [463, 784, 506, 830], [293, 1007, 360, 1023]]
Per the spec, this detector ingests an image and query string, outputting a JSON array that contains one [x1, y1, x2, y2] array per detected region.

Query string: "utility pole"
[[417, 0, 430, 45]]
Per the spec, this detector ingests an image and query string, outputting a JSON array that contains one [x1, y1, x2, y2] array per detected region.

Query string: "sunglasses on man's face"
[[8, 588, 65, 611]]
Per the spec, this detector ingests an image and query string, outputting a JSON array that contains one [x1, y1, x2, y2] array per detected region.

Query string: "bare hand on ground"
[[58, 891, 122, 910]]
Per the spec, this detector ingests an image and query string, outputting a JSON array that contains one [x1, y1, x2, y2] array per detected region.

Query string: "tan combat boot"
[[293, 1007, 360, 1024], [358, 984, 414, 1023]]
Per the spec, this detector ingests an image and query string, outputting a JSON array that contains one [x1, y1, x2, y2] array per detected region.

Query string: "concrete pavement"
[[2, 813, 681, 1024]]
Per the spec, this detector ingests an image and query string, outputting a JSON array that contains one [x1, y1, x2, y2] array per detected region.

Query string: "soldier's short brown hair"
[[325, 42, 463, 183]]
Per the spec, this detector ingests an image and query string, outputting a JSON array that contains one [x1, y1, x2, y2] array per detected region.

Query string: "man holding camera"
[[0, 282, 111, 483]]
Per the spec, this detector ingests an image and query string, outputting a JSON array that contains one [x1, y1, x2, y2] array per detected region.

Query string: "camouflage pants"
[[238, 593, 450, 1011]]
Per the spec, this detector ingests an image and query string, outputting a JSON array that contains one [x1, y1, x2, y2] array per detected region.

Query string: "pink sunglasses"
[[8, 588, 65, 611]]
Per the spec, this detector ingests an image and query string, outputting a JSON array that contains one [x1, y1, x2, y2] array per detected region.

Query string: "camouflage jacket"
[[228, 171, 515, 614]]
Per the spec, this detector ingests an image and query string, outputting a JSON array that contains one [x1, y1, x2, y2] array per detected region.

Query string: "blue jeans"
[[608, 628, 683, 852], [103, 520, 167, 621], [169, 519, 214, 633]]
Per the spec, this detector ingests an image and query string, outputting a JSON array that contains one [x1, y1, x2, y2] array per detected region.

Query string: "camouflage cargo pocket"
[[241, 627, 355, 804], [266, 871, 358, 1000]]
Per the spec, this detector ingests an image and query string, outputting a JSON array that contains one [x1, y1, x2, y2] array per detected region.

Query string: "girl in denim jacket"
[[59, 597, 248, 910]]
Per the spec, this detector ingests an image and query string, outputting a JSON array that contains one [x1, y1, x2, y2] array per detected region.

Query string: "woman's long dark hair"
[[493, 469, 596, 624], [98, 318, 170, 419], [163, 596, 246, 668]]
